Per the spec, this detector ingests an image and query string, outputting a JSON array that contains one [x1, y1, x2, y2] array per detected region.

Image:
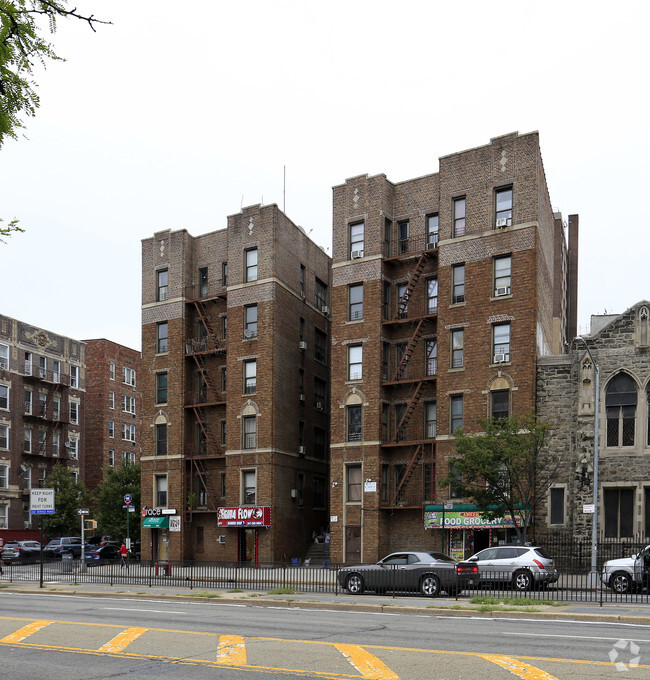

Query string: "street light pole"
[[575, 337, 600, 583]]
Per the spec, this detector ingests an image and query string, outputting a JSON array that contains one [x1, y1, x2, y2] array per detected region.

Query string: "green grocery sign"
[[424, 510, 522, 529]]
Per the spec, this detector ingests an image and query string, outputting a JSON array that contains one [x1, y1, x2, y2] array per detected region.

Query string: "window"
[[396, 283, 408, 318], [52, 432, 60, 457], [122, 423, 136, 442], [395, 404, 406, 441], [398, 219, 410, 253], [348, 283, 363, 321], [0, 342, 8, 368], [157, 322, 168, 353], [347, 465, 362, 502], [0, 424, 8, 449], [348, 344, 362, 381], [347, 404, 362, 441], [68, 437, 79, 459], [300, 264, 305, 296], [157, 268, 169, 301], [491, 390, 510, 419], [314, 427, 326, 459], [0, 503, 7, 529], [69, 365, 79, 388], [24, 351, 32, 375], [382, 343, 390, 380], [495, 187, 513, 227], [426, 214, 439, 248], [381, 403, 389, 440], [156, 373, 168, 404], [549, 487, 565, 525], [452, 264, 465, 304], [156, 423, 167, 456], [122, 395, 136, 414], [493, 323, 511, 362], [242, 469, 256, 504], [245, 248, 258, 282], [425, 402, 437, 438], [349, 222, 364, 258], [426, 339, 437, 376], [315, 278, 327, 311], [423, 462, 433, 501], [383, 218, 392, 256], [109, 362, 115, 380], [52, 360, 61, 383], [0, 464, 6, 489], [69, 400, 79, 424], [315, 329, 327, 363], [155, 475, 168, 507], [243, 360, 257, 394], [108, 421, 114, 438], [606, 374, 637, 447], [222, 261, 228, 287], [24, 389, 32, 415], [426, 278, 438, 315], [451, 329, 464, 368], [453, 197, 466, 237], [383, 281, 391, 320], [220, 472, 226, 497], [199, 266, 208, 297], [122, 366, 136, 387], [243, 415, 257, 449], [24, 428, 34, 454], [109, 391, 115, 409], [123, 451, 136, 465], [314, 378, 326, 411], [222, 315, 227, 340], [221, 366, 227, 392], [108, 449, 115, 467], [604, 487, 634, 538], [39, 356, 47, 378], [0, 384, 8, 410], [52, 396, 60, 420], [38, 429, 47, 453], [396, 343, 408, 380], [244, 305, 258, 338], [450, 395, 464, 433], [38, 393, 46, 417], [494, 255, 512, 296]]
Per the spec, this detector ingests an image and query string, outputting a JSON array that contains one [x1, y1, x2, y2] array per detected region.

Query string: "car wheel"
[[420, 574, 441, 597], [512, 569, 533, 592], [345, 573, 365, 594], [610, 571, 632, 594]]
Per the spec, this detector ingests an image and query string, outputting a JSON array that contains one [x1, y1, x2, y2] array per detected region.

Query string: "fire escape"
[[381, 235, 437, 508], [184, 279, 227, 515]]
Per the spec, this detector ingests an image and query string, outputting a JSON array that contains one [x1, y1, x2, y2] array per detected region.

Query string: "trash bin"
[[62, 553, 73, 573]]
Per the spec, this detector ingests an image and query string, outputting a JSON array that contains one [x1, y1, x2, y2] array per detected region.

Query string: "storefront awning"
[[142, 516, 169, 528]]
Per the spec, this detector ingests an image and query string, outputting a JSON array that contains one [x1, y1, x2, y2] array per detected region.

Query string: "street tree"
[[444, 414, 559, 543], [0, 1, 110, 147], [42, 462, 89, 537], [0, 217, 24, 241], [93, 462, 141, 544]]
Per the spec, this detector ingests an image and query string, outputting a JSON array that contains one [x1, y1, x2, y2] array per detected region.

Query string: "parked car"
[[601, 545, 650, 593], [459, 544, 559, 591], [84, 543, 121, 565], [1, 540, 41, 564], [337, 551, 477, 597], [43, 537, 83, 559]]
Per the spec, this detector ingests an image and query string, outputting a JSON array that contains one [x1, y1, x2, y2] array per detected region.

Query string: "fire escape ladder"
[[191, 355, 219, 403], [391, 319, 425, 382], [193, 300, 216, 337], [392, 382, 423, 443], [191, 405, 216, 457], [191, 457, 217, 511], [392, 252, 428, 321], [390, 443, 423, 506]]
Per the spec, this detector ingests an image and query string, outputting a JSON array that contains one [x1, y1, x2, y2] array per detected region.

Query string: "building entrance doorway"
[[345, 525, 361, 563], [238, 528, 256, 563]]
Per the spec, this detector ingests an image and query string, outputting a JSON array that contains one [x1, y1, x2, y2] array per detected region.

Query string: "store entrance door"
[[238, 528, 256, 563]]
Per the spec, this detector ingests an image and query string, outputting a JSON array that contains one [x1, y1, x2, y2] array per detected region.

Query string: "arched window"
[[606, 374, 637, 447]]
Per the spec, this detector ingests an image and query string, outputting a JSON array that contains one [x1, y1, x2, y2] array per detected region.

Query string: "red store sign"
[[217, 506, 271, 527]]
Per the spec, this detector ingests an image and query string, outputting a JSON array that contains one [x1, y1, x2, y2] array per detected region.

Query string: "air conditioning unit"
[[299, 341, 308, 350], [494, 353, 510, 363], [427, 238, 438, 248], [298, 445, 305, 454], [299, 393, 306, 402], [315, 401, 324, 410], [322, 306, 329, 315], [351, 249, 364, 259], [495, 286, 511, 297], [495, 218, 512, 228], [243, 329, 257, 339]]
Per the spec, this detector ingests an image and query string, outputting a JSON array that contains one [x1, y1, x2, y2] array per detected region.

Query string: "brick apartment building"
[[0, 315, 85, 535], [329, 131, 579, 563], [83, 339, 142, 490], [140, 204, 331, 563]]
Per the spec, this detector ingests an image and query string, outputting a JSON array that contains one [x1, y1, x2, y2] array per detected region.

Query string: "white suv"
[[462, 545, 559, 591]]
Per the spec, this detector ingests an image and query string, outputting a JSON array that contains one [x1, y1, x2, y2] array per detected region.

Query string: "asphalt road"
[[2, 590, 650, 679]]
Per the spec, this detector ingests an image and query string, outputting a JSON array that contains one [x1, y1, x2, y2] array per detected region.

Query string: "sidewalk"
[[4, 579, 650, 625]]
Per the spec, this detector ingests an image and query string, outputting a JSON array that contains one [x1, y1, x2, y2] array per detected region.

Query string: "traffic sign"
[[124, 494, 132, 505], [30, 488, 55, 515], [78, 508, 90, 515]]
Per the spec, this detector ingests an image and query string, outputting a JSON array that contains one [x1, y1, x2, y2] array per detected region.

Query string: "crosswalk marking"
[[1, 620, 52, 643], [479, 654, 559, 680], [217, 634, 247, 665], [334, 643, 399, 680], [97, 627, 148, 653]]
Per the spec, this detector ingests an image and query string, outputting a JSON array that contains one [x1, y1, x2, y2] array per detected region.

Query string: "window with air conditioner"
[[68, 437, 79, 459], [242, 469, 256, 504], [495, 186, 513, 228], [492, 323, 511, 363], [244, 304, 258, 338], [426, 213, 439, 248], [315, 277, 327, 311], [314, 378, 326, 411], [494, 254, 512, 297], [349, 221, 364, 259]]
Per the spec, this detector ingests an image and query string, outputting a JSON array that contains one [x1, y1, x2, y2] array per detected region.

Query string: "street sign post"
[[30, 489, 55, 589]]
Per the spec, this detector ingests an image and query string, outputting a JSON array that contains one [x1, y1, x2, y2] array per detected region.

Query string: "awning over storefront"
[[142, 516, 170, 528], [424, 504, 522, 529]]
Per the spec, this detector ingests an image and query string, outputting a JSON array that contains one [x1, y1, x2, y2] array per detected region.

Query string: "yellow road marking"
[[480, 654, 559, 680], [97, 627, 148, 653], [334, 643, 399, 680], [217, 634, 247, 665], [1, 620, 52, 643]]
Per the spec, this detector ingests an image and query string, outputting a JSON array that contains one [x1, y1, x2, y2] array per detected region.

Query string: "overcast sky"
[[1, 0, 648, 351]]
